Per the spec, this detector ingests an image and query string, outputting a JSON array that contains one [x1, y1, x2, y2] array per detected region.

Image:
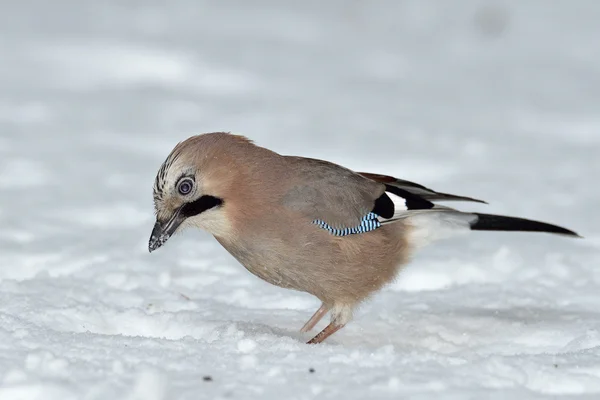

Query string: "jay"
[[149, 132, 579, 344]]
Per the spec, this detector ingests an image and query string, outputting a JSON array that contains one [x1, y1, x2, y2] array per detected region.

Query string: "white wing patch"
[[376, 191, 455, 225], [377, 191, 409, 223]]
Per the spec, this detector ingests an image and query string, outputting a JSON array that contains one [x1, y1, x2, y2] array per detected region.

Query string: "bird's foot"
[[306, 323, 345, 344]]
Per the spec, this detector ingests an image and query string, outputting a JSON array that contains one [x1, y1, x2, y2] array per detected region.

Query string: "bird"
[[148, 132, 580, 344]]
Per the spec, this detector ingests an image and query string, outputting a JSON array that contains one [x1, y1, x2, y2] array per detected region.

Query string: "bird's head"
[[148, 132, 251, 252]]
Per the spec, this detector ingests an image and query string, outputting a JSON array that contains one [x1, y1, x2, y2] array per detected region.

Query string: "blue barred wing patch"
[[313, 212, 381, 236]]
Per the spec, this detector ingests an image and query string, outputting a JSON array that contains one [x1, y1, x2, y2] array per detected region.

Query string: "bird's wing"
[[358, 172, 487, 204], [280, 157, 384, 228], [280, 157, 442, 230]]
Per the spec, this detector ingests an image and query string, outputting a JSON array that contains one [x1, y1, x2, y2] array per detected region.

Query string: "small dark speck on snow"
[[203, 376, 213, 382], [309, 368, 315, 373]]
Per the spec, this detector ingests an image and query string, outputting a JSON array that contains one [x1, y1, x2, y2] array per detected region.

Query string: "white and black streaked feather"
[[153, 148, 184, 204]]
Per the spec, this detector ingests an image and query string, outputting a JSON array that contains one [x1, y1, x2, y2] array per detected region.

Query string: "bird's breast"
[[212, 234, 299, 290]]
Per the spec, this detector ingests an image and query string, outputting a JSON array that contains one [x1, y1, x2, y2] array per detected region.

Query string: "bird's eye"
[[177, 178, 194, 195]]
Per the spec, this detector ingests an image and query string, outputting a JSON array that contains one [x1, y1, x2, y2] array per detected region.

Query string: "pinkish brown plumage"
[[149, 132, 579, 344]]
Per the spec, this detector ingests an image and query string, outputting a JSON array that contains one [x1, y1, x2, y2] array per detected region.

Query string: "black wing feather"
[[359, 172, 487, 204]]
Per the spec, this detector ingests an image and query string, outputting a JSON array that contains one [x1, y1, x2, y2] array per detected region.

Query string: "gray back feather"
[[280, 157, 385, 228]]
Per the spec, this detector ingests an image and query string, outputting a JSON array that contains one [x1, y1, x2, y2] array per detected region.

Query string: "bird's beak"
[[148, 208, 185, 253]]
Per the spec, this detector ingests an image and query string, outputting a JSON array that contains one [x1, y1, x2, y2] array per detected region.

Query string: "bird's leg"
[[306, 322, 345, 344], [300, 304, 328, 333]]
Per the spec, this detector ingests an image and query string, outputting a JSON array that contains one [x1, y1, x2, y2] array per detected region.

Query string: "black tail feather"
[[471, 213, 581, 237]]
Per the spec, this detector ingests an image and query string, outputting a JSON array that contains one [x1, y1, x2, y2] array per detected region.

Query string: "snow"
[[1, 0, 599, 398]]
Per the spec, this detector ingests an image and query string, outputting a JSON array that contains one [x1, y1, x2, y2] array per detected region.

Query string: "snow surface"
[[1, 1, 599, 399]]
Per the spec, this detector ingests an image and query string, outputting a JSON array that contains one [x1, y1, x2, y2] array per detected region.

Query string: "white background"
[[0, 1, 599, 398]]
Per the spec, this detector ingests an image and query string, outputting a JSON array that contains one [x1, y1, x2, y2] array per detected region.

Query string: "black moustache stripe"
[[181, 195, 223, 217]]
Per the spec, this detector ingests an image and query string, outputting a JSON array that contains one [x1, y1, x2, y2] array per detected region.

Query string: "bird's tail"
[[469, 213, 580, 237], [404, 210, 580, 249]]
